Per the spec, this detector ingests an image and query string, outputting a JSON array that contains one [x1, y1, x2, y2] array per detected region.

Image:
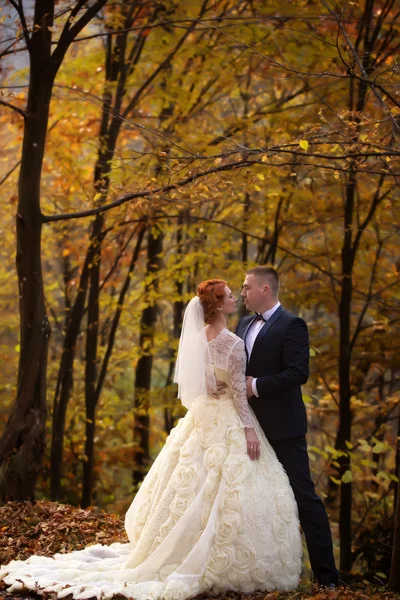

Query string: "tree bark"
[[241, 192, 250, 264], [49, 2, 155, 499], [50, 245, 95, 500], [164, 212, 185, 434], [336, 169, 356, 576], [81, 214, 103, 508], [81, 222, 145, 507], [133, 227, 163, 488], [0, 0, 54, 501], [0, 0, 108, 502], [330, 0, 383, 573], [389, 424, 400, 590]]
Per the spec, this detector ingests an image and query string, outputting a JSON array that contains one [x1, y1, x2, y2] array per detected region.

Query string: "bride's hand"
[[245, 427, 260, 461], [212, 380, 228, 399]]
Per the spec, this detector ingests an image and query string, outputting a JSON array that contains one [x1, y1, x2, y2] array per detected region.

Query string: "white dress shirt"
[[245, 301, 281, 398]]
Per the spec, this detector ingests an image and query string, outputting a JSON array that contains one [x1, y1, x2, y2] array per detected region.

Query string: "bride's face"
[[220, 286, 238, 316]]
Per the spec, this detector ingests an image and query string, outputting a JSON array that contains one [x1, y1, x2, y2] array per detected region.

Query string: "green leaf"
[[360, 459, 377, 468], [341, 470, 352, 483], [372, 441, 386, 453], [358, 439, 369, 446]]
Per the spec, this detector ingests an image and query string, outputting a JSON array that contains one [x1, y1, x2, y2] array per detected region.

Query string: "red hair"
[[197, 279, 227, 324]]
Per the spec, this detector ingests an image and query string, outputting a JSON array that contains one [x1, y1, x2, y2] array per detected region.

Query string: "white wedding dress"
[[0, 329, 302, 600]]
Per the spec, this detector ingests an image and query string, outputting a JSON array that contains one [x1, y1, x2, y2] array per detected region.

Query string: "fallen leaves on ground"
[[0, 500, 127, 564], [0, 501, 399, 600]]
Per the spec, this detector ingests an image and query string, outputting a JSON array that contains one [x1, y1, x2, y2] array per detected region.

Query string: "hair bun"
[[197, 279, 227, 324]]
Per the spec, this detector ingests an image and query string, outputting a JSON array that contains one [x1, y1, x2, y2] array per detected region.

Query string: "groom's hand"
[[246, 376, 254, 398], [212, 380, 228, 399]]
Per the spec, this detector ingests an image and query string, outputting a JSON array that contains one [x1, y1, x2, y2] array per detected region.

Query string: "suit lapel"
[[249, 305, 285, 366]]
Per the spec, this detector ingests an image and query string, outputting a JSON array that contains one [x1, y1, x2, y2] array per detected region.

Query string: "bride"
[[0, 279, 302, 600]]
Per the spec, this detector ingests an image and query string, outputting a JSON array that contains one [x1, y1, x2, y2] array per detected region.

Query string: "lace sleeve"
[[228, 339, 255, 428]]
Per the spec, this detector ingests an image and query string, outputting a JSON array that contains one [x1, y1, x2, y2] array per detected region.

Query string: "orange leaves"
[[0, 501, 127, 566]]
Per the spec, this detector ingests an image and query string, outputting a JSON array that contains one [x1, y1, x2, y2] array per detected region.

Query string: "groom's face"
[[241, 274, 269, 312]]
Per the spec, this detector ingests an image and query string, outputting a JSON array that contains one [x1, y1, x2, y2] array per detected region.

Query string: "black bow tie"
[[254, 312, 267, 322]]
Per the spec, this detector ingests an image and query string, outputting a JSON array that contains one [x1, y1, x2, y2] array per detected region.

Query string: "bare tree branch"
[[122, 0, 209, 120], [350, 235, 384, 353], [50, 0, 108, 76], [0, 98, 26, 118], [8, 0, 31, 50]]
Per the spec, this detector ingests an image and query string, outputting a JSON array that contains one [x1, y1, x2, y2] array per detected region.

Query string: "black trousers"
[[269, 435, 339, 586]]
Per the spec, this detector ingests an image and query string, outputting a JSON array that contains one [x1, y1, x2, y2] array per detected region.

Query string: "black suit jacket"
[[236, 306, 309, 440]]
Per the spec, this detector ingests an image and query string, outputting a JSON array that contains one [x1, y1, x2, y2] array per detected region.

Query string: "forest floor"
[[0, 501, 398, 600]]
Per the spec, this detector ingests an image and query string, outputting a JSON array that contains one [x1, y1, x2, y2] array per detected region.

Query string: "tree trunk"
[[336, 169, 356, 576], [164, 212, 185, 434], [79, 131, 126, 509], [331, 1, 375, 569], [50, 247, 94, 500], [0, 0, 54, 501], [81, 215, 103, 508], [242, 192, 250, 264], [389, 412, 400, 590], [49, 2, 147, 498], [80, 222, 146, 507], [133, 227, 163, 488], [50, 152, 120, 502]]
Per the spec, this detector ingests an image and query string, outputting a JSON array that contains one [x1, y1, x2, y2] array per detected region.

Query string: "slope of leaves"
[[0, 502, 399, 600], [0, 500, 127, 565]]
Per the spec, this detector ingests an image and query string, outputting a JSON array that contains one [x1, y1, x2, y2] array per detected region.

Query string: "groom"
[[237, 265, 338, 589]]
